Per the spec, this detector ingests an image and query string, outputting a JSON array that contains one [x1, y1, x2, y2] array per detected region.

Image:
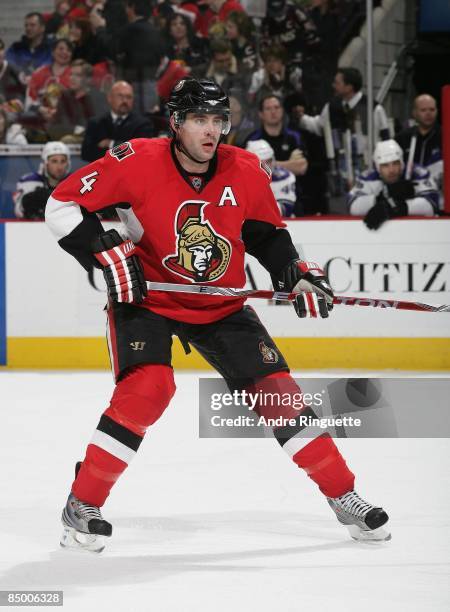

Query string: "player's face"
[[46, 154, 69, 181], [379, 160, 402, 184], [178, 112, 223, 162]]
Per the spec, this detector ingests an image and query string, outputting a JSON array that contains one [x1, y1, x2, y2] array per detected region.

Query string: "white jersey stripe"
[[90, 430, 136, 464], [281, 428, 330, 458], [45, 196, 84, 241]]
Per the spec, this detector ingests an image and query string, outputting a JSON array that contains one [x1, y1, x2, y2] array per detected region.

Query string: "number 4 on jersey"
[[80, 171, 99, 194]]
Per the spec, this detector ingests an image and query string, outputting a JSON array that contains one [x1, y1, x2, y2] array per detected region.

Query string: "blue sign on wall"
[[0, 224, 5, 364]]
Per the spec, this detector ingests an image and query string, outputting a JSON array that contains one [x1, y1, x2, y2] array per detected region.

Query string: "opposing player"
[[46, 78, 390, 552], [246, 139, 297, 217], [14, 141, 71, 219], [348, 139, 438, 229]]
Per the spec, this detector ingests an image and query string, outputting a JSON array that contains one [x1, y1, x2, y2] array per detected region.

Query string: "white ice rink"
[[0, 371, 449, 612]]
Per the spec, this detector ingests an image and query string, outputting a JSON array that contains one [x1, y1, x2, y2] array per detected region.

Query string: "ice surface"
[[0, 371, 449, 612]]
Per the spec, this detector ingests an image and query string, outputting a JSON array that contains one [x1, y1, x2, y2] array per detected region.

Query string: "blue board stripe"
[[0, 224, 5, 365]]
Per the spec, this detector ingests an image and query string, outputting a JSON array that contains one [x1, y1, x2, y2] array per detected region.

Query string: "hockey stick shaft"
[[146, 282, 450, 313]]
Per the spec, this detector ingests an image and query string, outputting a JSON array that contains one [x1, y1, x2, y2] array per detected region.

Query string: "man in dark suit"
[[81, 80, 154, 162]]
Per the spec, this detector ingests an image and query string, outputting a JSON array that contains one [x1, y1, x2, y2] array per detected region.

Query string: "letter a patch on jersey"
[[110, 141, 135, 161], [217, 186, 238, 207]]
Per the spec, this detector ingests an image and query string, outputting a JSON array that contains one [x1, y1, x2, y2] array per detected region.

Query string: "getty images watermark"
[[199, 378, 450, 439], [204, 384, 361, 433]]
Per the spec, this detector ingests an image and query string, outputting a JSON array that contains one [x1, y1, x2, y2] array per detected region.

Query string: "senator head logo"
[[163, 201, 231, 282]]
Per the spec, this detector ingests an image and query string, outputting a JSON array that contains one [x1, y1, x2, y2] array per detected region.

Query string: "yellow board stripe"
[[3, 337, 450, 370]]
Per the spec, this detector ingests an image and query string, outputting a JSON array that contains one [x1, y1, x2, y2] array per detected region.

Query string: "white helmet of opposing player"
[[373, 139, 404, 172], [41, 141, 71, 175], [246, 139, 275, 161]]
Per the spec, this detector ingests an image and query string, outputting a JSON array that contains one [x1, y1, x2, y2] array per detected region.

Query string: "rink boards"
[[1, 219, 450, 370]]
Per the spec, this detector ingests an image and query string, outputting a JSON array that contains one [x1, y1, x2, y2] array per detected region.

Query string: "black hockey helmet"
[[167, 78, 231, 135]]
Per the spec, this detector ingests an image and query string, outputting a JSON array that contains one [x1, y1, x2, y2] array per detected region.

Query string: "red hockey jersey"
[[47, 138, 287, 323]]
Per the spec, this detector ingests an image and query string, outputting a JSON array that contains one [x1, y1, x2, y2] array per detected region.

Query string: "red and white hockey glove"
[[92, 229, 147, 304], [272, 260, 334, 318]]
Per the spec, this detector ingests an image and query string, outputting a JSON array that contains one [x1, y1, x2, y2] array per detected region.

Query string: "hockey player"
[[348, 139, 439, 230], [246, 139, 297, 217], [45, 77, 390, 552], [14, 141, 70, 219]]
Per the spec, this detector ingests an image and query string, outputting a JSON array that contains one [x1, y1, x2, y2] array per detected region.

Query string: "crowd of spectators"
[[0, 0, 444, 222]]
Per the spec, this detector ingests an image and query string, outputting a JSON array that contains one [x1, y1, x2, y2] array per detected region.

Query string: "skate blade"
[[60, 525, 105, 553], [347, 524, 392, 543]]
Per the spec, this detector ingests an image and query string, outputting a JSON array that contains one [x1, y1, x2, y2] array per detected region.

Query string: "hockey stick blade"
[[146, 282, 450, 313]]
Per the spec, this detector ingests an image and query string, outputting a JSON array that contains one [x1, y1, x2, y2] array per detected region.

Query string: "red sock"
[[72, 444, 128, 507], [71, 364, 175, 507], [293, 434, 355, 498]]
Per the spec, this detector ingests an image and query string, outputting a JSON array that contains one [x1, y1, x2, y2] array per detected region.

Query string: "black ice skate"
[[60, 493, 112, 553], [327, 490, 391, 542]]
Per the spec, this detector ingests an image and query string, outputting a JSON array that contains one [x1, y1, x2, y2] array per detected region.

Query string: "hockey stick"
[[146, 282, 450, 313]]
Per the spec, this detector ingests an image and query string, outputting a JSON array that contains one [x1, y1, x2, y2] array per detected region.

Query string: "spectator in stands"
[[205, 39, 246, 93], [225, 11, 258, 74], [81, 80, 154, 161], [396, 94, 442, 200], [163, 13, 209, 74], [44, 1, 72, 37], [197, 0, 246, 39], [0, 39, 25, 120], [0, 108, 27, 145], [261, 0, 320, 67], [298, 67, 389, 197], [303, 0, 339, 111], [47, 59, 108, 142], [69, 18, 110, 65], [14, 141, 70, 219], [246, 139, 297, 217], [88, 0, 128, 59], [247, 94, 307, 215], [348, 140, 438, 230], [23, 38, 74, 140], [248, 94, 308, 177], [6, 13, 52, 86], [156, 0, 200, 32], [114, 0, 167, 114], [224, 91, 254, 147], [248, 44, 302, 106]]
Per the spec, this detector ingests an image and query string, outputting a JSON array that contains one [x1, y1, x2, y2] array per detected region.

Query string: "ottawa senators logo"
[[110, 141, 135, 161], [259, 341, 279, 364], [163, 201, 231, 282]]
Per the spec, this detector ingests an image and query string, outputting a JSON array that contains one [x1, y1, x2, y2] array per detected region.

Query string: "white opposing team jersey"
[[271, 166, 297, 217], [13, 171, 46, 218], [348, 165, 439, 216]]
